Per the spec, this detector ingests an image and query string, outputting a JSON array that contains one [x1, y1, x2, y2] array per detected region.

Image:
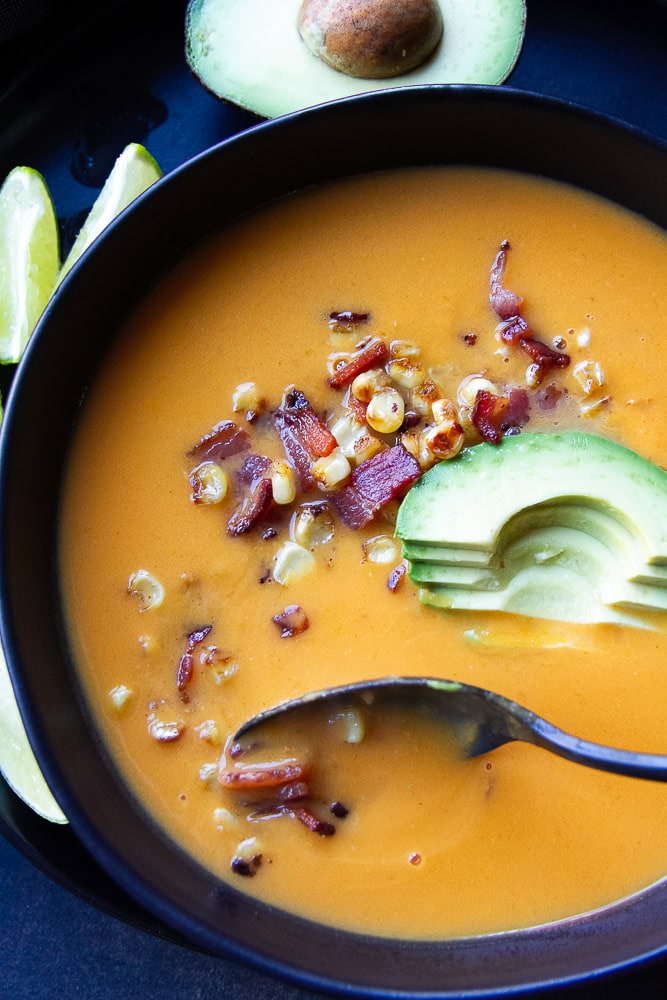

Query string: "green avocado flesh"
[[185, 0, 527, 119], [395, 432, 667, 628]]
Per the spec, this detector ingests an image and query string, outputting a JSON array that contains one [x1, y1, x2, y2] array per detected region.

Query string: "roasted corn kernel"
[[572, 360, 605, 395], [273, 541, 316, 585], [389, 339, 421, 359], [271, 460, 297, 505], [291, 502, 335, 548], [362, 534, 402, 564], [108, 684, 133, 712], [231, 381, 265, 421], [387, 357, 425, 389], [189, 461, 229, 505], [350, 367, 390, 403], [311, 448, 352, 490], [409, 378, 441, 416], [366, 387, 405, 434], [128, 569, 164, 611], [457, 374, 498, 408]]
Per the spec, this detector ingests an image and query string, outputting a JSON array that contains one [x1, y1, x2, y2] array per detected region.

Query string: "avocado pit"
[[297, 0, 444, 79]]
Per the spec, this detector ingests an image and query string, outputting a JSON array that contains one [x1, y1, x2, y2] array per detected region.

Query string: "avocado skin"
[[396, 431, 667, 627]]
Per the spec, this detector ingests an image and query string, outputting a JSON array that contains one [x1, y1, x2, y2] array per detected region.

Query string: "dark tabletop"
[[1, 2, 666, 998]]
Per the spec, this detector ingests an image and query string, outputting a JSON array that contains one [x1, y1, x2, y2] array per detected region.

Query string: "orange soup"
[[59, 167, 667, 939]]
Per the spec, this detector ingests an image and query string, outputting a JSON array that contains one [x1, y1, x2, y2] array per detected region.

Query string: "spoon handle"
[[527, 717, 667, 781]]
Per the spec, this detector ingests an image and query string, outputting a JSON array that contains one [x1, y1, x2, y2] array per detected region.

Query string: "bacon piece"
[[388, 560, 408, 592], [497, 314, 531, 344], [519, 337, 570, 373], [346, 392, 368, 423], [275, 389, 337, 489], [188, 420, 250, 462], [471, 389, 510, 446], [327, 339, 389, 389], [272, 604, 309, 638], [489, 240, 523, 320], [290, 805, 336, 837], [537, 383, 564, 410], [503, 387, 530, 430], [220, 762, 309, 790], [227, 477, 273, 535], [328, 310, 370, 331], [176, 625, 213, 692], [237, 453, 272, 486], [333, 444, 421, 529]]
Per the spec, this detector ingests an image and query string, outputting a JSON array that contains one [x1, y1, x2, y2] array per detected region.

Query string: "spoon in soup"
[[234, 676, 667, 782]]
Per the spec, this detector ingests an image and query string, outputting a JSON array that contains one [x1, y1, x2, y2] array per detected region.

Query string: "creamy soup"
[[59, 167, 667, 939]]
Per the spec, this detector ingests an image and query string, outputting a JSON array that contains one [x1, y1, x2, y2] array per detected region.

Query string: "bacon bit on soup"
[[176, 625, 213, 691], [227, 476, 274, 535], [327, 338, 389, 389], [333, 444, 421, 529], [219, 762, 309, 789], [497, 314, 531, 345], [289, 805, 336, 837], [328, 310, 370, 331], [537, 382, 564, 410], [188, 419, 251, 462], [230, 854, 262, 877], [330, 800, 349, 818], [237, 453, 272, 485], [471, 389, 510, 445], [519, 336, 570, 374], [489, 240, 523, 320], [275, 389, 337, 489], [388, 560, 408, 592], [272, 603, 310, 637]]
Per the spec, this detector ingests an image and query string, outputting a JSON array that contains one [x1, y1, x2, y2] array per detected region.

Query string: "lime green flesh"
[[56, 143, 162, 287], [186, 0, 527, 119], [396, 432, 667, 628], [0, 647, 66, 823], [0, 167, 59, 364]]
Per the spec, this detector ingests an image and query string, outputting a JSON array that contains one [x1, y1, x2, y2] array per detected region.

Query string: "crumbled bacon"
[[333, 444, 421, 529], [231, 855, 261, 877], [272, 604, 309, 638], [328, 310, 370, 331], [289, 805, 336, 837], [502, 387, 530, 430], [176, 625, 213, 692], [219, 762, 309, 790], [537, 383, 564, 410], [489, 240, 523, 320], [327, 339, 389, 389], [388, 560, 408, 592], [497, 314, 531, 344], [275, 389, 337, 489], [519, 336, 570, 373], [471, 389, 509, 445], [188, 420, 250, 462], [237, 453, 272, 485], [227, 477, 273, 535]]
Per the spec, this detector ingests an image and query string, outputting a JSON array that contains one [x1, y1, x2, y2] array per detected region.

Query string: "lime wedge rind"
[[56, 142, 162, 287], [0, 644, 67, 824], [0, 166, 60, 365]]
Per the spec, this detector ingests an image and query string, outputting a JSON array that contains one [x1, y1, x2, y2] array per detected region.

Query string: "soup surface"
[[59, 167, 667, 939]]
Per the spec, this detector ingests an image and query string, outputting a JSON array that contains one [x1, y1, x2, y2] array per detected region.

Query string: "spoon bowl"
[[235, 676, 667, 782]]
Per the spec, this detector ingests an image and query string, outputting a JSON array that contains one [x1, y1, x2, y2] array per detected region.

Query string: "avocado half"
[[396, 432, 667, 628], [185, 0, 527, 119]]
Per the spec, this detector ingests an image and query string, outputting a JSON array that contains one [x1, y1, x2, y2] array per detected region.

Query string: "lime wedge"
[[0, 167, 60, 364], [56, 142, 162, 286], [0, 644, 67, 824]]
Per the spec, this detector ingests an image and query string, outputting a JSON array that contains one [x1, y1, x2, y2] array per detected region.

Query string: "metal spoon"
[[234, 676, 667, 782]]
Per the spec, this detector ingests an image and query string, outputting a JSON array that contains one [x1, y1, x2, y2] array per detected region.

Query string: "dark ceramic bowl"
[[1, 86, 666, 998]]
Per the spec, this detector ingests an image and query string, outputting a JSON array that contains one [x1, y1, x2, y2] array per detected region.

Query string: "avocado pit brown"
[[297, 0, 443, 79]]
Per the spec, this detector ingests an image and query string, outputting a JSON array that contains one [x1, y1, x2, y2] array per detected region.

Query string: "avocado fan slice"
[[395, 431, 667, 628]]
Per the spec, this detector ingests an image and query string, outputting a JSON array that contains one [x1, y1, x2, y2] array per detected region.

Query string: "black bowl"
[[1, 86, 666, 998]]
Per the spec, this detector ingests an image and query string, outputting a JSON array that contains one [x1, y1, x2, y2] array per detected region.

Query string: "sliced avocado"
[[396, 432, 667, 628], [185, 0, 527, 120]]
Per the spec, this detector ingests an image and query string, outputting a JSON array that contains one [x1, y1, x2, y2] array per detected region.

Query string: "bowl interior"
[[1, 86, 666, 997]]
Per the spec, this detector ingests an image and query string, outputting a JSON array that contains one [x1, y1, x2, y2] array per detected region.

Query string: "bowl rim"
[[1, 83, 666, 998]]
